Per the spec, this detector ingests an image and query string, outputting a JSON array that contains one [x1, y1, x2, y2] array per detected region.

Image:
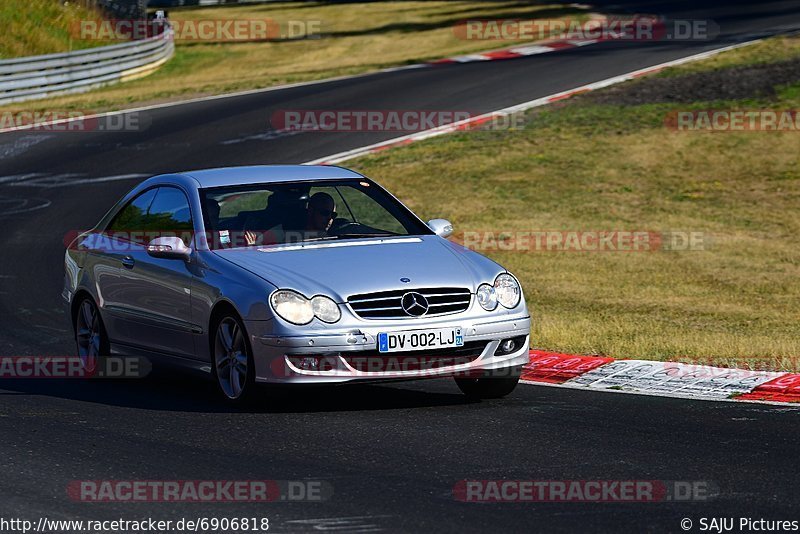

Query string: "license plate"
[[378, 327, 463, 353]]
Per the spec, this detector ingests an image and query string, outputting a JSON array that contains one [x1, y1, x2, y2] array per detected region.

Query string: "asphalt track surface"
[[1, 1, 800, 532]]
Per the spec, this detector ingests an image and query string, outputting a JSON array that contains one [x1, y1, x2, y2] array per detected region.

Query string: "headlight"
[[311, 295, 341, 323], [270, 290, 314, 325], [476, 283, 498, 311], [494, 273, 521, 308], [270, 290, 341, 325]]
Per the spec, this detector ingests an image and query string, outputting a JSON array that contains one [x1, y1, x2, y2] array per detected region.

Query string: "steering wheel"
[[330, 219, 357, 233]]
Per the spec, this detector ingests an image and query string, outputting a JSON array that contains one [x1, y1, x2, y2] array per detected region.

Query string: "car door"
[[88, 187, 158, 344], [109, 186, 198, 359]]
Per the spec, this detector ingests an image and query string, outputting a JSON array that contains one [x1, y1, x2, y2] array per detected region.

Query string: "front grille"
[[348, 287, 471, 319], [342, 341, 487, 372]]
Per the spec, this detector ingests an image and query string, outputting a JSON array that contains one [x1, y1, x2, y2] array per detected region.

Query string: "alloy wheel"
[[214, 317, 250, 400]]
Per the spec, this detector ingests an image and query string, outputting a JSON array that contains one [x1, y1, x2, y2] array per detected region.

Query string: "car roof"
[[178, 165, 364, 188]]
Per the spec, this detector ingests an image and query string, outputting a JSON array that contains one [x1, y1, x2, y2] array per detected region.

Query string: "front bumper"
[[248, 314, 531, 384]]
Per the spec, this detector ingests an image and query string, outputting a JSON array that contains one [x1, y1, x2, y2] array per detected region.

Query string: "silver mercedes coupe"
[[63, 166, 531, 403]]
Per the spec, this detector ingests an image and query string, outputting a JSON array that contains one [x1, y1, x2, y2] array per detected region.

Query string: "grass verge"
[[342, 35, 800, 371], [0, 0, 105, 58]]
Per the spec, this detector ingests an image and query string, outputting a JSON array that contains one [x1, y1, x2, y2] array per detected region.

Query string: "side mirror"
[[147, 236, 192, 261], [428, 218, 454, 238]]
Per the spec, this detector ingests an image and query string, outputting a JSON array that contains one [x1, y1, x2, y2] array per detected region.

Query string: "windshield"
[[200, 178, 432, 249]]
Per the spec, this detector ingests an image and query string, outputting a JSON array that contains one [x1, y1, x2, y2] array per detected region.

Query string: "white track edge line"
[[303, 38, 763, 166]]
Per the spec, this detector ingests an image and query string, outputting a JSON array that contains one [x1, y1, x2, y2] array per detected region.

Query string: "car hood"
[[212, 235, 505, 301]]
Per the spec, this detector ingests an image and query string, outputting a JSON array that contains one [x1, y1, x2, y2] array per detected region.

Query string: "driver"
[[305, 192, 337, 233]]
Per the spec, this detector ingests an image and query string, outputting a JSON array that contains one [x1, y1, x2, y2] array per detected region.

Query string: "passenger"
[[205, 198, 225, 246], [245, 191, 337, 245], [206, 198, 221, 227]]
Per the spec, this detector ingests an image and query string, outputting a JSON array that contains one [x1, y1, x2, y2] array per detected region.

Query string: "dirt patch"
[[588, 57, 800, 105]]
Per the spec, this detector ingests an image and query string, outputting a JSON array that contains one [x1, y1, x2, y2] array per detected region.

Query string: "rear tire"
[[454, 366, 521, 399], [73, 297, 109, 374]]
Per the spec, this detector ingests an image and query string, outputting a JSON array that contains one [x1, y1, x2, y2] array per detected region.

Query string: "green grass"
[[658, 35, 800, 77], [339, 35, 800, 371], [0, 1, 585, 113], [0, 0, 105, 58]]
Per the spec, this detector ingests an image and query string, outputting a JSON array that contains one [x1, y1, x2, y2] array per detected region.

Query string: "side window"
[[107, 188, 158, 244], [148, 187, 194, 246]]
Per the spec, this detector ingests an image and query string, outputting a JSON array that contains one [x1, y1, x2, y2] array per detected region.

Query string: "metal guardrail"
[[0, 29, 175, 106]]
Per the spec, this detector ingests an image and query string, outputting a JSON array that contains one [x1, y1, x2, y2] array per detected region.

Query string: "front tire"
[[454, 366, 521, 399], [212, 314, 256, 404]]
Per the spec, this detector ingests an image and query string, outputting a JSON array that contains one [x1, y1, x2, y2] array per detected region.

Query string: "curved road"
[[1, 1, 799, 532]]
